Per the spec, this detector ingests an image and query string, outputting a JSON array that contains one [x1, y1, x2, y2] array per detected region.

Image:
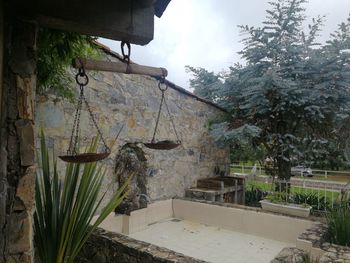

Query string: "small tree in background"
[[187, 0, 350, 183], [185, 66, 224, 101]]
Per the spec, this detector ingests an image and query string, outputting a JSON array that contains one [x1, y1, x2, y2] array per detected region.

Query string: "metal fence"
[[243, 171, 350, 211], [231, 164, 350, 179]]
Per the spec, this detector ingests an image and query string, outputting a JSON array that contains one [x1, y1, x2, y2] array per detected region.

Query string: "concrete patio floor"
[[129, 218, 292, 263]]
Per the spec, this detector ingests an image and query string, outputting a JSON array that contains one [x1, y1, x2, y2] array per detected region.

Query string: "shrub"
[[34, 133, 130, 263], [265, 191, 292, 204], [292, 192, 328, 211], [326, 207, 350, 246], [245, 185, 267, 206]]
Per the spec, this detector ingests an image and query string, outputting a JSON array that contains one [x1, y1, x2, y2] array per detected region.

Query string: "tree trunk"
[[275, 156, 291, 192]]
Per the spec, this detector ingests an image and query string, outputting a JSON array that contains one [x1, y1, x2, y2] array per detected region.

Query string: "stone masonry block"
[[16, 75, 35, 120], [15, 120, 35, 166], [8, 22, 36, 77], [7, 211, 32, 255], [15, 166, 36, 212]]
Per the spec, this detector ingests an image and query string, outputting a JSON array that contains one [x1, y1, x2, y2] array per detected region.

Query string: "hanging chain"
[[81, 92, 111, 153], [67, 86, 83, 155], [151, 90, 165, 143], [67, 65, 110, 155], [163, 95, 181, 143], [67, 67, 88, 155], [151, 77, 181, 143]]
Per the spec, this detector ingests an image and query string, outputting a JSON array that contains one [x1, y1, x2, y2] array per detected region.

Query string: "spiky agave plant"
[[34, 132, 130, 263], [326, 206, 350, 247]]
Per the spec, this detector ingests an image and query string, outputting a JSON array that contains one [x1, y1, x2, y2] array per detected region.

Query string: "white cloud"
[[100, 0, 350, 90]]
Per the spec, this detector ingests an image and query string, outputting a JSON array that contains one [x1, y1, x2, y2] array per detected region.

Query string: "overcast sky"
[[100, 0, 350, 90]]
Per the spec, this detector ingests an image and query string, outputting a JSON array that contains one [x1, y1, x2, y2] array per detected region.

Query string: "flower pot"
[[260, 200, 311, 218]]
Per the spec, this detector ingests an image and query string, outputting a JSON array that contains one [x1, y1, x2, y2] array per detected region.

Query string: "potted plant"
[[260, 192, 311, 218]]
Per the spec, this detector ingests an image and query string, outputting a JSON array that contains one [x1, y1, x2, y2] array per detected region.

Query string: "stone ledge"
[[77, 228, 208, 263], [297, 221, 350, 262]]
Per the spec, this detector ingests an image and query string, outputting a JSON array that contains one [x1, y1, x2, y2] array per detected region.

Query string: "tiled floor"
[[129, 218, 291, 263]]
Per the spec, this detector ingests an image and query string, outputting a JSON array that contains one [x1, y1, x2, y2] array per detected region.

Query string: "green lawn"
[[308, 175, 350, 183], [245, 180, 343, 201]]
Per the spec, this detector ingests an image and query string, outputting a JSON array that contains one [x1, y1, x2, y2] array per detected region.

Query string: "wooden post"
[[234, 180, 238, 204], [242, 178, 246, 205], [73, 58, 168, 78]]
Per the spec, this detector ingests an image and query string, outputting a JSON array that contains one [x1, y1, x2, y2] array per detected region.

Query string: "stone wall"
[[0, 20, 37, 263], [35, 51, 230, 209], [0, 3, 3, 119], [77, 228, 207, 263]]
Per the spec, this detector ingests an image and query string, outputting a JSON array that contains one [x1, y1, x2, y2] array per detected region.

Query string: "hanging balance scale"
[[59, 40, 180, 156], [59, 65, 111, 163], [143, 77, 181, 150]]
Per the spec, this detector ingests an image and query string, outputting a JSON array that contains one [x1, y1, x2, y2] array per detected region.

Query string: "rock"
[[15, 166, 36, 212], [16, 75, 35, 120], [15, 120, 35, 166], [271, 247, 308, 263], [19, 254, 33, 263], [7, 211, 32, 255]]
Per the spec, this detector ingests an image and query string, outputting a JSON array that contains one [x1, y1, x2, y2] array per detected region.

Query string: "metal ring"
[[158, 81, 168, 91], [75, 72, 89, 86]]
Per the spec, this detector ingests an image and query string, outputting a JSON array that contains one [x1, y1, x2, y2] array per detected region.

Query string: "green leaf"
[[34, 133, 129, 263]]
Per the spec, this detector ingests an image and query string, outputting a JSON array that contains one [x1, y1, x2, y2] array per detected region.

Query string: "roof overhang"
[[8, 0, 171, 45]]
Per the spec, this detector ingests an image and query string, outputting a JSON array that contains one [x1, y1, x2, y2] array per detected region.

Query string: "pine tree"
[[189, 1, 350, 181], [185, 66, 223, 101]]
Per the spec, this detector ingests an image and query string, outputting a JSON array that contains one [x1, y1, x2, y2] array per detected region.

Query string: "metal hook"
[[121, 41, 131, 63], [158, 72, 168, 91]]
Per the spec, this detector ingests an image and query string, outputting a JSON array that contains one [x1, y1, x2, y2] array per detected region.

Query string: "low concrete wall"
[[173, 199, 314, 244], [84, 199, 319, 262], [96, 199, 173, 234], [97, 199, 314, 244]]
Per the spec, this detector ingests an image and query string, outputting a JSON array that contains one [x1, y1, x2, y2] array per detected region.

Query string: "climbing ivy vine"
[[37, 28, 101, 101]]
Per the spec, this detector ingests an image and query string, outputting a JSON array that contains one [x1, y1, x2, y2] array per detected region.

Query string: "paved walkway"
[[129, 218, 291, 263]]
